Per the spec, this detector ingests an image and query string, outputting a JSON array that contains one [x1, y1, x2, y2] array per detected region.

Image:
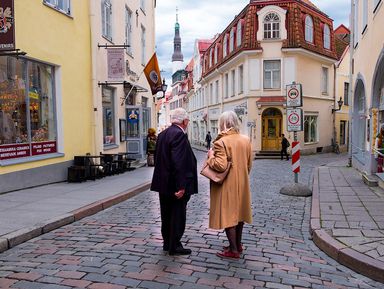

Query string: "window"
[[263, 60, 281, 89], [340, 121, 346, 145], [102, 87, 115, 145], [231, 70, 236, 96], [321, 67, 329, 94], [209, 49, 214, 67], [237, 20, 242, 47], [214, 45, 219, 64], [344, 82, 349, 105], [215, 80, 219, 103], [223, 35, 228, 58], [229, 27, 235, 52], [125, 7, 133, 55], [44, 0, 71, 15], [238, 65, 244, 93], [101, 0, 112, 41], [264, 12, 280, 39], [323, 24, 331, 49], [0, 57, 57, 160], [224, 73, 229, 98], [141, 25, 146, 65], [305, 15, 314, 43], [210, 83, 213, 104], [304, 115, 318, 143], [140, 0, 145, 12]]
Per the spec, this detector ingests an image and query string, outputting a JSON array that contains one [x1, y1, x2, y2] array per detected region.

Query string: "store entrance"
[[262, 108, 282, 151], [126, 106, 151, 159]]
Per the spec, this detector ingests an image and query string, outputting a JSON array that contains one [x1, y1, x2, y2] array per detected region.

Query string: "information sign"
[[286, 83, 302, 107], [287, 108, 303, 132]]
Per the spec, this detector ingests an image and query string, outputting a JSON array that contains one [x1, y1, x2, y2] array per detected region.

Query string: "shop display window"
[[0, 56, 57, 161]]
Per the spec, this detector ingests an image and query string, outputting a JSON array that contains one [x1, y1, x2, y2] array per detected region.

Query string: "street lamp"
[[161, 78, 167, 98], [332, 97, 344, 113]]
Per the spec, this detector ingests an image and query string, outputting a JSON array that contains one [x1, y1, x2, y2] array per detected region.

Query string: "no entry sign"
[[287, 108, 303, 131], [286, 83, 302, 107]]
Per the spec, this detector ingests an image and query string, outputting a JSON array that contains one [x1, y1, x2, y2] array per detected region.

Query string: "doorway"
[[126, 106, 151, 159], [262, 108, 282, 151]]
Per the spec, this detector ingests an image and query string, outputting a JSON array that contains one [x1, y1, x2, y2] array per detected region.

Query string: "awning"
[[97, 81, 148, 92]]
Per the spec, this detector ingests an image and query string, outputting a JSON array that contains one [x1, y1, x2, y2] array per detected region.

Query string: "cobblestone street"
[[0, 151, 383, 289]]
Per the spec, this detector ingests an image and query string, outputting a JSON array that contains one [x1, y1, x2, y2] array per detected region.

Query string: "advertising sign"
[[0, 0, 15, 51], [107, 49, 125, 79], [286, 83, 302, 107], [287, 108, 303, 132]]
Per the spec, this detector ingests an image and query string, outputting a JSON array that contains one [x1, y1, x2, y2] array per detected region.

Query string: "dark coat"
[[281, 137, 290, 149], [150, 124, 198, 196]]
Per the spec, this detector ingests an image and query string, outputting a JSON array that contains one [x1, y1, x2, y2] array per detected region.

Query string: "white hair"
[[171, 108, 189, 124], [219, 110, 240, 133]]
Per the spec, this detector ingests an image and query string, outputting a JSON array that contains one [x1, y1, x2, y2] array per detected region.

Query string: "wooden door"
[[262, 108, 282, 151]]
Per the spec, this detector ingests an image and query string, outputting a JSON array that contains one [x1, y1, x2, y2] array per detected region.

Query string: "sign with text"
[[0, 0, 15, 51], [0, 143, 30, 160], [286, 83, 302, 107], [107, 49, 125, 79], [287, 108, 303, 131], [31, 141, 57, 156]]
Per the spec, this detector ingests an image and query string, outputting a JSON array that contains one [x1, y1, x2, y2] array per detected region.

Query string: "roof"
[[197, 39, 214, 53], [251, 0, 320, 13], [334, 24, 350, 35]]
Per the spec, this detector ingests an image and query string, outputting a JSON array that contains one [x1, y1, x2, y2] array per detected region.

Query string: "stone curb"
[[310, 167, 384, 283], [0, 181, 151, 254]]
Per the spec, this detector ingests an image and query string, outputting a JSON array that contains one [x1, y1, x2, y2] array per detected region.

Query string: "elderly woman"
[[206, 110, 252, 259]]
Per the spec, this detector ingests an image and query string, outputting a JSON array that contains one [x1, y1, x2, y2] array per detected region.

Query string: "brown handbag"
[[200, 141, 232, 184]]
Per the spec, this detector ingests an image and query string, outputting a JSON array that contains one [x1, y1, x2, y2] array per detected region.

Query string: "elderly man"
[[150, 108, 198, 255]]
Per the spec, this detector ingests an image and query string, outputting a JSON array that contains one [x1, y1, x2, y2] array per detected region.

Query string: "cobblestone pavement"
[[0, 152, 384, 289]]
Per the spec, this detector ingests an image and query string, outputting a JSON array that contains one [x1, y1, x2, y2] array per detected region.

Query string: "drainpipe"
[[348, 0, 355, 167]]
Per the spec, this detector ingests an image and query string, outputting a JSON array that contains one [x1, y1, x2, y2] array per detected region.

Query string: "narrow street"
[[0, 151, 383, 289]]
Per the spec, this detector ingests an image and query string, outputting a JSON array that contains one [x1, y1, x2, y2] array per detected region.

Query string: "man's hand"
[[175, 189, 185, 199]]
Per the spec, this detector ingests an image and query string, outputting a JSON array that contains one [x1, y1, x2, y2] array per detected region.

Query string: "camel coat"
[[207, 129, 252, 229]]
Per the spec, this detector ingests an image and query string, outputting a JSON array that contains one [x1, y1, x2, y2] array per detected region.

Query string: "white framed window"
[[263, 60, 281, 89], [210, 83, 213, 104], [304, 115, 318, 143], [102, 87, 116, 146], [231, 70, 236, 96], [209, 49, 214, 67], [140, 0, 145, 12], [43, 0, 71, 15], [125, 7, 133, 55], [321, 67, 329, 94], [237, 20, 242, 47], [230, 27, 235, 52], [305, 15, 314, 43], [215, 80, 219, 103], [141, 25, 146, 65], [323, 24, 330, 49], [238, 65, 244, 93], [264, 12, 280, 39], [223, 34, 228, 58], [101, 0, 112, 41], [224, 73, 229, 98], [214, 45, 218, 64]]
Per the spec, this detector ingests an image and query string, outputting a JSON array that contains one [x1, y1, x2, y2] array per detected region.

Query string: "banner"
[[107, 49, 125, 79], [0, 0, 15, 51], [144, 53, 162, 95]]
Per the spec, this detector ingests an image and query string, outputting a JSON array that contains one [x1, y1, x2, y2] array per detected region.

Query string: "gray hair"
[[219, 110, 240, 132], [171, 108, 189, 124]]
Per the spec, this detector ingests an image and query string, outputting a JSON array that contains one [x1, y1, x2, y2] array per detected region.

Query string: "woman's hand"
[[207, 148, 214, 158]]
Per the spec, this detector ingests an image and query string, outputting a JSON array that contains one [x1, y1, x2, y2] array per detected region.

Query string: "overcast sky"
[[155, 0, 351, 87]]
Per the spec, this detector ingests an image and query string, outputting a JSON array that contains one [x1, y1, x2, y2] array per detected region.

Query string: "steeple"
[[172, 7, 184, 73]]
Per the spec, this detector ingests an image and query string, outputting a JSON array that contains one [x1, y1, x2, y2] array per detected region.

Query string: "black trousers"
[[159, 193, 190, 251], [281, 147, 289, 160]]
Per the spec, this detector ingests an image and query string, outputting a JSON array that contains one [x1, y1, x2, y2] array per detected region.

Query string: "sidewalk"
[[0, 165, 154, 253], [310, 162, 384, 283]]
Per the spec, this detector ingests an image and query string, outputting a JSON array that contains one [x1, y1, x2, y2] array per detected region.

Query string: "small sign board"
[[287, 108, 303, 131], [286, 83, 302, 107], [0, 0, 15, 51], [107, 49, 125, 79]]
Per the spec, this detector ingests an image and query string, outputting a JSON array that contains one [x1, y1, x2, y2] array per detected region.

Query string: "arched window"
[[230, 27, 235, 52], [223, 34, 228, 58], [305, 15, 314, 43], [236, 20, 242, 47], [264, 12, 280, 39], [323, 24, 330, 49], [214, 44, 219, 64], [209, 49, 214, 67]]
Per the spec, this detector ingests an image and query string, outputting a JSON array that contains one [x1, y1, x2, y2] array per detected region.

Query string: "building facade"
[[190, 0, 338, 155]]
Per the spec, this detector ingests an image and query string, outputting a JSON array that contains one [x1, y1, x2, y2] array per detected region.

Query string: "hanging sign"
[[107, 49, 125, 79], [0, 0, 15, 51], [286, 82, 302, 107], [287, 108, 303, 132]]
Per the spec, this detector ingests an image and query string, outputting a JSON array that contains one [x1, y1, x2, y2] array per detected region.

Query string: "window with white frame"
[[214, 45, 218, 64], [224, 73, 229, 98], [209, 49, 214, 67], [101, 0, 112, 41], [238, 65, 244, 93], [231, 70, 236, 96], [323, 24, 330, 49], [321, 67, 329, 94], [210, 83, 213, 104], [44, 0, 71, 15], [304, 115, 318, 143], [215, 80, 219, 103], [125, 7, 133, 55], [223, 35, 228, 58], [263, 60, 281, 89], [230, 27, 235, 52], [237, 20, 242, 47], [264, 12, 280, 39], [140, 0, 145, 12], [141, 25, 146, 65], [305, 15, 314, 43], [102, 87, 115, 145]]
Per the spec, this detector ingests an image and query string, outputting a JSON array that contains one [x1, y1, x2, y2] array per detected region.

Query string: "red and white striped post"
[[291, 138, 300, 183]]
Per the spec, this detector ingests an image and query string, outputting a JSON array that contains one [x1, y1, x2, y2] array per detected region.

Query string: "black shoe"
[[169, 247, 191, 256]]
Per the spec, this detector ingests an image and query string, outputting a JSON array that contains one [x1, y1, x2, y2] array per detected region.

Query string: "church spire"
[[172, 6, 183, 72]]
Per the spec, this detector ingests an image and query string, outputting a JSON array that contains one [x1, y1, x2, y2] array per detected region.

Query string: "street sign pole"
[[294, 131, 298, 183]]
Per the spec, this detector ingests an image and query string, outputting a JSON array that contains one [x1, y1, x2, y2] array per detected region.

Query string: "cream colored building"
[[351, 0, 384, 174]]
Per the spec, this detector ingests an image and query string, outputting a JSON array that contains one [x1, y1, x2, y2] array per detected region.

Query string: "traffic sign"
[[287, 108, 303, 131], [286, 83, 302, 107]]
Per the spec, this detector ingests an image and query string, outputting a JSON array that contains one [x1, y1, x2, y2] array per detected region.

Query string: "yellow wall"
[[2, 0, 93, 173]]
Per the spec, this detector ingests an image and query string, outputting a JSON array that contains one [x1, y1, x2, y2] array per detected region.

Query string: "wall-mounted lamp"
[[332, 97, 344, 113], [161, 78, 167, 98]]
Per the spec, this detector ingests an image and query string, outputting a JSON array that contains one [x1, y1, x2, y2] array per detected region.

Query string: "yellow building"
[[0, 0, 93, 193]]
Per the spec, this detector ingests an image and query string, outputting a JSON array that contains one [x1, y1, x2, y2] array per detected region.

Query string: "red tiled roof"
[[198, 39, 214, 53]]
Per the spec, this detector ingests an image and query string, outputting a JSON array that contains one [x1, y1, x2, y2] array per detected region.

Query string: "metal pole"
[[294, 131, 298, 183]]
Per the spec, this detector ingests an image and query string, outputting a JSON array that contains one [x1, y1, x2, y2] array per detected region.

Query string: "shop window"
[[43, 0, 71, 15], [0, 57, 57, 161], [102, 87, 115, 146], [305, 15, 314, 43], [101, 0, 112, 41], [264, 12, 280, 39], [304, 115, 318, 143], [263, 60, 281, 89]]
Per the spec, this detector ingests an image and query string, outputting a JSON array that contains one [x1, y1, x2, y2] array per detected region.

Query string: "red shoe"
[[216, 250, 240, 259], [223, 244, 243, 253]]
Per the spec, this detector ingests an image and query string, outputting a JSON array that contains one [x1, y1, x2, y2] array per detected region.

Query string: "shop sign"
[[31, 141, 57, 156], [107, 49, 125, 79], [0, 143, 30, 160], [0, 0, 15, 51]]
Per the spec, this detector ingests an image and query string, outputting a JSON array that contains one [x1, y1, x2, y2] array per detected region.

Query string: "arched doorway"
[[352, 78, 366, 164], [262, 108, 282, 151]]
